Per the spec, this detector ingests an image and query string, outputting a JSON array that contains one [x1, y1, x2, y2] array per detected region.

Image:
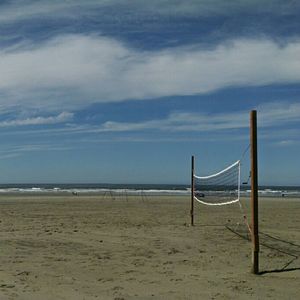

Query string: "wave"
[[0, 186, 190, 195]]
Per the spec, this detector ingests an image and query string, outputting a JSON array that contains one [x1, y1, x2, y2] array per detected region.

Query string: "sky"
[[0, 0, 299, 185]]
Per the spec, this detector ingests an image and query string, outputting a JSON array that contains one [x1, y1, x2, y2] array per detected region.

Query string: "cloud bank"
[[97, 102, 300, 133], [0, 35, 300, 112], [0, 1, 299, 24], [6, 102, 296, 137]]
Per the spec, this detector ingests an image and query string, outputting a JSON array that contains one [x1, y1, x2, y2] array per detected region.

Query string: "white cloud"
[[0, 143, 73, 160], [0, 1, 106, 24], [0, 35, 300, 112], [275, 140, 299, 147], [99, 111, 248, 133], [258, 102, 300, 126], [0, 112, 73, 127]]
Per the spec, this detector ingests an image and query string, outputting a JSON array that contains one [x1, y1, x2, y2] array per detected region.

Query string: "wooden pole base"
[[252, 250, 259, 274], [190, 212, 194, 226]]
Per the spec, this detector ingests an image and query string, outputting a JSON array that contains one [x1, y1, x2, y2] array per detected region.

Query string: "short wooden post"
[[250, 110, 259, 274], [191, 155, 195, 226]]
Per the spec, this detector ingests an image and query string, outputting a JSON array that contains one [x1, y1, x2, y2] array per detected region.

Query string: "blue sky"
[[0, 0, 299, 185]]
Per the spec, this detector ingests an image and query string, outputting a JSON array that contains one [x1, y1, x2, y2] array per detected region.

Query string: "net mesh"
[[194, 160, 240, 206]]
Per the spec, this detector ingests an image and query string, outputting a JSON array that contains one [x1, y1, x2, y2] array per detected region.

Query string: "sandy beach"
[[0, 194, 299, 299]]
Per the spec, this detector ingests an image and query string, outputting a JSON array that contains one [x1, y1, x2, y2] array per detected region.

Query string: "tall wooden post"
[[191, 155, 195, 226], [250, 110, 259, 274]]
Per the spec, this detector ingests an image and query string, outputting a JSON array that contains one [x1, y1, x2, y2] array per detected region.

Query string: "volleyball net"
[[192, 158, 251, 236], [194, 160, 241, 206]]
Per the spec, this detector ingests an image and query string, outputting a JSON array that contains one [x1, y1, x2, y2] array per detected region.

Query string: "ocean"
[[0, 183, 299, 198]]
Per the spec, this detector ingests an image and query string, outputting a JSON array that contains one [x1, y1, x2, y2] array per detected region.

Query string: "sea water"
[[0, 183, 299, 197]]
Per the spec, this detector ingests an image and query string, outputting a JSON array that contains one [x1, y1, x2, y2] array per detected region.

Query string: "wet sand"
[[0, 194, 299, 299]]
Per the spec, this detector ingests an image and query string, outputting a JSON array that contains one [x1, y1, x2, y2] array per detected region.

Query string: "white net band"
[[194, 196, 240, 206], [194, 160, 240, 180]]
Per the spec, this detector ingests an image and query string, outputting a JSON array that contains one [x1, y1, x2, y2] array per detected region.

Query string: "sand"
[[0, 194, 299, 299]]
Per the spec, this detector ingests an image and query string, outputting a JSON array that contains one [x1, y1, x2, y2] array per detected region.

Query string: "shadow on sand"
[[226, 227, 300, 274], [259, 267, 300, 275]]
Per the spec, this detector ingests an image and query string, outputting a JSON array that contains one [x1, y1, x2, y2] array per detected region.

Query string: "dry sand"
[[0, 194, 299, 299]]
